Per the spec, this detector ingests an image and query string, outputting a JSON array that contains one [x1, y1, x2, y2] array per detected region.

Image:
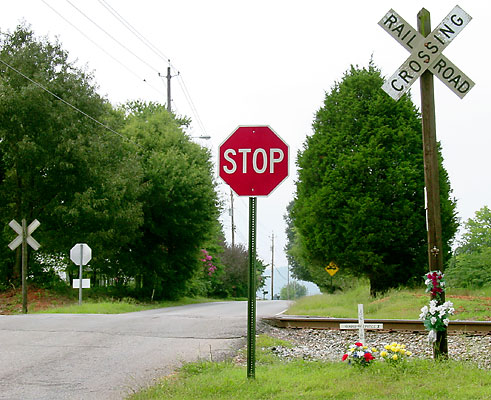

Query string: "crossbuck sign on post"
[[379, 5, 473, 100], [378, 6, 474, 358], [8, 219, 41, 313]]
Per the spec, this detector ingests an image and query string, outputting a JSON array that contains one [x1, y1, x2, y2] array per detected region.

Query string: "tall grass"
[[286, 284, 491, 320], [130, 336, 490, 400]]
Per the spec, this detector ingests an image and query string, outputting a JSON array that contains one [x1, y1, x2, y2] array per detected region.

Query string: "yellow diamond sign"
[[325, 261, 339, 276]]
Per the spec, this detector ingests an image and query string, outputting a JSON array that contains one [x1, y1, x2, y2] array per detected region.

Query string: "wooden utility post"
[[418, 8, 444, 273], [418, 9, 446, 357], [166, 64, 172, 113]]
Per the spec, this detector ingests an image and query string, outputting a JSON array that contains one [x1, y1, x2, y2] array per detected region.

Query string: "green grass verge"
[[129, 335, 490, 400], [35, 297, 226, 314], [286, 285, 491, 321]]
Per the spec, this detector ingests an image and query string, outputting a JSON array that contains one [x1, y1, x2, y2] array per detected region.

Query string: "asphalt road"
[[0, 300, 290, 400]]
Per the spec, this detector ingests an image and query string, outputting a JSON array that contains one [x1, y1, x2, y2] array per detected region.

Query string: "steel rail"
[[263, 315, 491, 334]]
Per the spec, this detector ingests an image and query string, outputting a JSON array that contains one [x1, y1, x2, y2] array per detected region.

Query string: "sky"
[[1, 1, 490, 281]]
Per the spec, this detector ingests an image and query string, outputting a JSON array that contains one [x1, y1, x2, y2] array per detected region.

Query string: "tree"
[[0, 25, 142, 286], [120, 101, 220, 300], [290, 63, 457, 295], [280, 281, 307, 300], [446, 206, 491, 288], [219, 243, 266, 298]]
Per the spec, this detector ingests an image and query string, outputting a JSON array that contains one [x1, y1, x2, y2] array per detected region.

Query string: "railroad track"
[[263, 315, 491, 334]]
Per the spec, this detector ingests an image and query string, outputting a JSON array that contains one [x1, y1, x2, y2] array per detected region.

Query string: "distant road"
[[0, 300, 289, 400]]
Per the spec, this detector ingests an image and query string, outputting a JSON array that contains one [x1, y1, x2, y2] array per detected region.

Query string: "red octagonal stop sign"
[[219, 126, 289, 196]]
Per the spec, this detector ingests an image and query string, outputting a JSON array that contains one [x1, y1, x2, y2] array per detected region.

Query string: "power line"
[[0, 57, 127, 141], [97, 0, 173, 67], [65, 0, 160, 74], [96, 0, 209, 137], [41, 0, 162, 97], [176, 74, 208, 136]]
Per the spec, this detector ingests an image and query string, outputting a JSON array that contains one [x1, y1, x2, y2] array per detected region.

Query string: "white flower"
[[428, 329, 437, 344], [356, 351, 364, 358], [430, 317, 437, 325], [443, 318, 450, 326]]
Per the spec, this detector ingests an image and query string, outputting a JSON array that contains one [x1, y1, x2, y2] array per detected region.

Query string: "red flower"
[[364, 353, 374, 362], [342, 354, 348, 361], [355, 342, 363, 347]]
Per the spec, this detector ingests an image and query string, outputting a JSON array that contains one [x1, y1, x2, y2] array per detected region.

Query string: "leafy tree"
[[280, 281, 307, 300], [446, 206, 491, 287], [219, 243, 266, 298], [0, 25, 142, 285], [290, 63, 457, 296], [120, 101, 220, 300]]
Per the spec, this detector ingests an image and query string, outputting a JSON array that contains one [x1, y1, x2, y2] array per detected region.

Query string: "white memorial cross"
[[379, 5, 473, 100], [339, 304, 383, 344]]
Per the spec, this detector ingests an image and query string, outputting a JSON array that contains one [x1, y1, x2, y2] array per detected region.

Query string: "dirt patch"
[[0, 286, 74, 314], [412, 293, 491, 301]]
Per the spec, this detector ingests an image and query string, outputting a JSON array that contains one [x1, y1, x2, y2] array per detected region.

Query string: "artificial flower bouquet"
[[424, 270, 446, 299], [419, 299, 455, 342], [342, 342, 377, 367], [379, 342, 412, 364]]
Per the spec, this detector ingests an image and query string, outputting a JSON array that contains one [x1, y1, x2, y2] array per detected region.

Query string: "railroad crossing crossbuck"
[[379, 5, 473, 100]]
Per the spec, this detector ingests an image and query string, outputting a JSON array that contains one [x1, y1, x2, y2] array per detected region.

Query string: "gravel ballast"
[[260, 324, 491, 369]]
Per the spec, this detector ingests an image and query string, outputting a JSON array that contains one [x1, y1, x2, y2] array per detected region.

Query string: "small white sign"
[[72, 279, 91, 289], [339, 304, 383, 343]]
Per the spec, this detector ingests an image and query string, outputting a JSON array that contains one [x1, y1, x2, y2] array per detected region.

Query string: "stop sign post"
[[219, 126, 289, 379], [70, 243, 92, 305]]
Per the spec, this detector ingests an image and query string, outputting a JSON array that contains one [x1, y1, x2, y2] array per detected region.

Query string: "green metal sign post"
[[247, 197, 257, 379]]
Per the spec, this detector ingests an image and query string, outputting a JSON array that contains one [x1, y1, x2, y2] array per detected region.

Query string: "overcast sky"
[[1, 1, 490, 272]]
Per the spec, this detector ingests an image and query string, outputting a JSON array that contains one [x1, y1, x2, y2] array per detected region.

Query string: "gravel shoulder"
[[259, 322, 491, 369]]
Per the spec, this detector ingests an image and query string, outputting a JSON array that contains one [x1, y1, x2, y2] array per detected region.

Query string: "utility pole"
[[287, 263, 290, 300], [270, 232, 274, 300], [230, 189, 235, 248], [166, 62, 172, 113]]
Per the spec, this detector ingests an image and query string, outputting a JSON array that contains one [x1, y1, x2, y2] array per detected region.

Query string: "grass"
[[33, 296, 225, 314], [286, 284, 491, 321], [129, 336, 491, 400]]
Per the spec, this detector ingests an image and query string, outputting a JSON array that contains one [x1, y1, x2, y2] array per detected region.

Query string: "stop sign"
[[219, 126, 289, 196]]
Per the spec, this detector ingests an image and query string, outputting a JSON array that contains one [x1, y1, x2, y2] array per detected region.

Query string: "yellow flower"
[[391, 346, 398, 352], [391, 342, 397, 346], [401, 344, 406, 349], [363, 346, 368, 349], [384, 344, 391, 350], [371, 348, 378, 353], [406, 351, 412, 356], [392, 354, 398, 360], [400, 349, 406, 355], [380, 351, 388, 357]]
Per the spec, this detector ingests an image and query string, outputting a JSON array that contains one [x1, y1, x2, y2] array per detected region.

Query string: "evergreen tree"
[[290, 63, 457, 295]]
